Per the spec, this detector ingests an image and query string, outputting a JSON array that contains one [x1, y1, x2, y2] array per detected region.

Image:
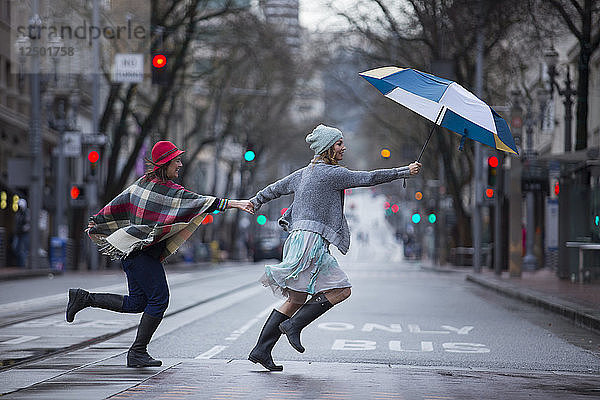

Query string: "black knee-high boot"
[[248, 309, 289, 371], [127, 312, 163, 367], [66, 288, 124, 323], [279, 294, 333, 353]]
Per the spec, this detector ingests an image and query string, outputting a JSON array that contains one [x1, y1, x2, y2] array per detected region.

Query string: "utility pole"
[[472, 28, 484, 273], [28, 0, 43, 269]]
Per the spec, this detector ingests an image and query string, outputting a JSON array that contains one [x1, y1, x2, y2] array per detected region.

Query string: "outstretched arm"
[[249, 169, 302, 212], [331, 161, 422, 189]]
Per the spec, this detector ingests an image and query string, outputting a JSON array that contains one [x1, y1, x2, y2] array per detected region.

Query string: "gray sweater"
[[250, 161, 411, 254]]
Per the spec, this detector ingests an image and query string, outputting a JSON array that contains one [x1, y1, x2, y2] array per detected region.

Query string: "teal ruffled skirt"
[[260, 230, 352, 300]]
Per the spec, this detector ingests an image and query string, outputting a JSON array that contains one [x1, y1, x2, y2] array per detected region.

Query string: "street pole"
[[54, 99, 67, 239], [472, 28, 484, 273], [562, 66, 573, 153], [494, 152, 504, 275], [508, 92, 523, 277], [28, 0, 43, 269], [88, 0, 100, 270], [523, 109, 537, 270]]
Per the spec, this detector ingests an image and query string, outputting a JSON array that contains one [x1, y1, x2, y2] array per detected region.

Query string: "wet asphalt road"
[[1, 260, 599, 399]]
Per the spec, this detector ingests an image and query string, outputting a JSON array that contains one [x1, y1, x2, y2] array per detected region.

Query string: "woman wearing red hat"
[[66, 140, 254, 368]]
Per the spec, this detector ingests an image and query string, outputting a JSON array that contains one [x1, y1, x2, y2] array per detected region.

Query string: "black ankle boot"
[[66, 289, 124, 322], [127, 313, 163, 367], [279, 294, 333, 353], [248, 309, 289, 371]]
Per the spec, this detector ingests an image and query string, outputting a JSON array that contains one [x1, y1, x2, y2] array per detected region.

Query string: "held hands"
[[229, 200, 255, 214], [408, 161, 422, 176]]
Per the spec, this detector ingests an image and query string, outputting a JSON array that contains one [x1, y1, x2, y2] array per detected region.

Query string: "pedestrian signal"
[[70, 186, 81, 200]]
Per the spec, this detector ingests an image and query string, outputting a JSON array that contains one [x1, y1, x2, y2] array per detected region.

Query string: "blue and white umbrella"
[[359, 66, 519, 157]]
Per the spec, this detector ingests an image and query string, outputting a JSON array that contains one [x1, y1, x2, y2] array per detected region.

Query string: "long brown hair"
[[312, 146, 339, 165], [143, 157, 170, 181]]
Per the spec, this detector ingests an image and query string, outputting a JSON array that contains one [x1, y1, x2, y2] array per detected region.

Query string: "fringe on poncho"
[[87, 176, 215, 262]]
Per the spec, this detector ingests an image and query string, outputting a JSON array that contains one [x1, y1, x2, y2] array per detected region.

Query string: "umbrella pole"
[[403, 124, 436, 188], [417, 123, 436, 162]]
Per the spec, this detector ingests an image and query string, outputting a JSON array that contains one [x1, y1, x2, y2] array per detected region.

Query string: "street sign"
[[81, 134, 107, 146], [112, 53, 144, 83], [63, 132, 81, 157]]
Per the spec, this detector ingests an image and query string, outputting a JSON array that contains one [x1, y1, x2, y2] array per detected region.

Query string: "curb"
[[466, 274, 600, 334], [0, 268, 58, 282]]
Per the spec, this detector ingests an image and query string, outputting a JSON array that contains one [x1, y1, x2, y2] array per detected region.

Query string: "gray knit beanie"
[[305, 124, 343, 155]]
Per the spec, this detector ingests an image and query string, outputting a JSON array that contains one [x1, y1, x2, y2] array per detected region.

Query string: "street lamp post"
[[544, 47, 576, 153]]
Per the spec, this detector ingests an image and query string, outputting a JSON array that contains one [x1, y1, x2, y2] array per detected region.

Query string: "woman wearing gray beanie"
[[247, 124, 421, 371]]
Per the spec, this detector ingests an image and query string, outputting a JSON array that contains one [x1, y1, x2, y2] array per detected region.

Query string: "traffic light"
[[415, 191, 423, 201], [244, 150, 256, 162], [201, 214, 214, 225], [428, 213, 437, 224], [88, 150, 100, 176], [0, 191, 6, 210], [70, 185, 81, 200], [70, 184, 86, 206], [553, 181, 560, 197], [411, 212, 421, 224], [151, 52, 172, 86], [380, 148, 391, 159], [256, 215, 267, 225], [11, 194, 19, 212], [487, 156, 498, 186], [485, 188, 494, 198]]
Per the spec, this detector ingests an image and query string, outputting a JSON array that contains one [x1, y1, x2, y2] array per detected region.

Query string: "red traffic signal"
[[485, 188, 494, 198], [554, 181, 560, 196], [488, 156, 499, 168], [152, 54, 167, 68], [70, 185, 80, 200], [88, 150, 99, 163]]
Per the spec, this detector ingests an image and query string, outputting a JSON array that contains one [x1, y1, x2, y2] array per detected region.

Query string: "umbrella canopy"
[[359, 66, 518, 155]]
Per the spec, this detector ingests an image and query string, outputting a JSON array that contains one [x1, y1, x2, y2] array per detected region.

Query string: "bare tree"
[[532, 0, 600, 151]]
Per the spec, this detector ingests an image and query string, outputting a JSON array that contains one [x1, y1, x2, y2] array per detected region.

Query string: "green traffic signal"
[[428, 213, 436, 224], [411, 213, 421, 224], [256, 215, 267, 225], [244, 150, 255, 162]]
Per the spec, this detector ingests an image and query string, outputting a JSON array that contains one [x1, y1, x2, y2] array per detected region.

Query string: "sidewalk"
[[0, 267, 57, 281], [464, 267, 600, 334]]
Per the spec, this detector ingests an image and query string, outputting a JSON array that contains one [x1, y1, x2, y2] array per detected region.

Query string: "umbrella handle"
[[417, 124, 437, 163]]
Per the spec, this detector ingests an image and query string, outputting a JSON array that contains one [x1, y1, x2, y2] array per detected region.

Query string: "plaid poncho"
[[87, 176, 216, 262]]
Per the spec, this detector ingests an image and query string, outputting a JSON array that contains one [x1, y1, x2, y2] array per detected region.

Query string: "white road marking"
[[0, 335, 40, 345], [195, 345, 228, 359], [195, 300, 280, 358]]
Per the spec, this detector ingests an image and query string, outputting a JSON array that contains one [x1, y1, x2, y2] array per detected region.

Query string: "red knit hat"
[[151, 141, 185, 171]]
